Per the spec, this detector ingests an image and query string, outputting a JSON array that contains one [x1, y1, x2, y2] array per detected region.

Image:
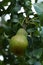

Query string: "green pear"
[[9, 34, 28, 56], [17, 28, 28, 37]]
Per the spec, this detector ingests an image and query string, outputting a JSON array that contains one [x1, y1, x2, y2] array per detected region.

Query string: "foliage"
[[0, 0, 43, 65]]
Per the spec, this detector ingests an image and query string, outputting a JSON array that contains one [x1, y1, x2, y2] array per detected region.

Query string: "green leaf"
[[25, 0, 31, 7], [34, 2, 43, 26], [41, 61, 43, 65], [34, 61, 41, 65], [27, 58, 36, 65], [40, 26, 43, 42], [34, 2, 43, 15], [27, 28, 35, 33], [0, 0, 11, 6], [40, 26, 43, 37], [0, 61, 4, 65], [12, 15, 19, 23], [13, 4, 21, 13], [32, 48, 42, 59]]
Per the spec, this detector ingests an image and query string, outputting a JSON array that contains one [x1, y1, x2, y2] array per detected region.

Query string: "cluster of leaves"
[[0, 0, 43, 65]]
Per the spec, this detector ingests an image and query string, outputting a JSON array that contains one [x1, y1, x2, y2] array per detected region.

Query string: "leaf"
[[27, 28, 35, 33], [34, 2, 43, 15], [27, 58, 36, 65], [25, 0, 31, 7], [34, 2, 43, 25], [32, 48, 42, 59], [34, 61, 41, 65], [12, 15, 19, 23], [13, 4, 21, 13], [0, 61, 4, 65], [0, 0, 11, 6], [40, 26, 43, 37], [41, 61, 43, 65], [40, 26, 43, 42]]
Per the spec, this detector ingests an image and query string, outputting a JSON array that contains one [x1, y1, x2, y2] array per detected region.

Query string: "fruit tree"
[[0, 0, 43, 65]]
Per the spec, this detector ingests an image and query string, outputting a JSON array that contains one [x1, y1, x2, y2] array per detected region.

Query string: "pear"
[[9, 28, 28, 56], [17, 28, 28, 37]]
